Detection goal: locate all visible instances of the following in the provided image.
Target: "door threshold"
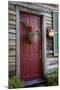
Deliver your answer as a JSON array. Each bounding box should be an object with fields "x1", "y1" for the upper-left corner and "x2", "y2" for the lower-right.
[{"x1": 24, "y1": 79, "x2": 44, "y2": 87}]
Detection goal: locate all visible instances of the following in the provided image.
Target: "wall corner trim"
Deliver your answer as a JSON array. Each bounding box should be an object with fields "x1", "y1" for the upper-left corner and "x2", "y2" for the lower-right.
[{"x1": 16, "y1": 6, "x2": 20, "y2": 79}]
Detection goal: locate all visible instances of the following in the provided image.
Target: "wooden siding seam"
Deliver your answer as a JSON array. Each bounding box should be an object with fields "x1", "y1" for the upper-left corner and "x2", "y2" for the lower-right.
[
  {"x1": 8, "y1": 10, "x2": 16, "y2": 15},
  {"x1": 9, "y1": 32, "x2": 16, "y2": 34},
  {"x1": 9, "y1": 13, "x2": 16, "y2": 16},
  {"x1": 8, "y1": 33, "x2": 16, "y2": 40},
  {"x1": 9, "y1": 20, "x2": 16, "y2": 25},
  {"x1": 8, "y1": 16, "x2": 16, "y2": 23},
  {"x1": 9, "y1": 55, "x2": 16, "y2": 57},
  {"x1": 8, "y1": 9, "x2": 16, "y2": 12},
  {"x1": 9, "y1": 18, "x2": 16, "y2": 21},
  {"x1": 8, "y1": 13, "x2": 16, "y2": 17},
  {"x1": 8, "y1": 3, "x2": 16, "y2": 10},
  {"x1": 9, "y1": 62, "x2": 15, "y2": 64},
  {"x1": 9, "y1": 25, "x2": 16, "y2": 29},
  {"x1": 9, "y1": 29, "x2": 16, "y2": 32}
]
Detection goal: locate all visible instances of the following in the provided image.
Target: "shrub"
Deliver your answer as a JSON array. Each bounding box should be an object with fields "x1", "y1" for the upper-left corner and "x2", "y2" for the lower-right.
[
  {"x1": 8, "y1": 76, "x2": 24, "y2": 89},
  {"x1": 46, "y1": 69, "x2": 58, "y2": 86}
]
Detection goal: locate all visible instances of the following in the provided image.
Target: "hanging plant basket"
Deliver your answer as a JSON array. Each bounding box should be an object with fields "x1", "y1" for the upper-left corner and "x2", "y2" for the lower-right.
[
  {"x1": 26, "y1": 31, "x2": 38, "y2": 44},
  {"x1": 26, "y1": 31, "x2": 35, "y2": 43},
  {"x1": 26, "y1": 26, "x2": 38, "y2": 44}
]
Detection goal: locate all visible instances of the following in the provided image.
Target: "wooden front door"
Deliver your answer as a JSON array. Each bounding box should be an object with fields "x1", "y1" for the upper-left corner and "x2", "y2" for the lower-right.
[{"x1": 20, "y1": 12, "x2": 42, "y2": 81}]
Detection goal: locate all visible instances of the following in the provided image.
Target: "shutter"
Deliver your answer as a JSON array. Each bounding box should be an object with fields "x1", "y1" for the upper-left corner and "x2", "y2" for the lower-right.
[{"x1": 53, "y1": 11, "x2": 58, "y2": 56}]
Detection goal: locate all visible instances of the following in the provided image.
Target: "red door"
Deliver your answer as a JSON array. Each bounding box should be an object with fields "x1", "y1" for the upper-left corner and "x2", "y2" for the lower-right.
[{"x1": 20, "y1": 12, "x2": 42, "y2": 81}]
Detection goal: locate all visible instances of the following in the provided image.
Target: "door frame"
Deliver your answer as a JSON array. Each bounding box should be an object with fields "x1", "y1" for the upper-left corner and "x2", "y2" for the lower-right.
[{"x1": 16, "y1": 6, "x2": 47, "y2": 79}]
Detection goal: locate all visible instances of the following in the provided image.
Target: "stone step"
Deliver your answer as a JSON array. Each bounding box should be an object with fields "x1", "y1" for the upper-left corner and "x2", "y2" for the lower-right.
[{"x1": 24, "y1": 79, "x2": 45, "y2": 87}]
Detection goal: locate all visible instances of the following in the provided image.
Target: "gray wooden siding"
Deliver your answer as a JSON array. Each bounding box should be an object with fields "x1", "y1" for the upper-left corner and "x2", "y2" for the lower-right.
[
  {"x1": 8, "y1": 4, "x2": 16, "y2": 75},
  {"x1": 45, "y1": 13, "x2": 58, "y2": 72},
  {"x1": 9, "y1": 2, "x2": 58, "y2": 12},
  {"x1": 46, "y1": 13, "x2": 53, "y2": 55}
]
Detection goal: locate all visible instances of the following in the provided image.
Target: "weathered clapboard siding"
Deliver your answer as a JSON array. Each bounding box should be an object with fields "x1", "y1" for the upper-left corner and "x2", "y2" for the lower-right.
[
  {"x1": 9, "y1": 29, "x2": 16, "y2": 34},
  {"x1": 8, "y1": 3, "x2": 16, "y2": 10},
  {"x1": 45, "y1": 14, "x2": 52, "y2": 17},
  {"x1": 9, "y1": 39, "x2": 16, "y2": 45},
  {"x1": 9, "y1": 20, "x2": 16, "y2": 25},
  {"x1": 9, "y1": 57, "x2": 16, "y2": 62},
  {"x1": 45, "y1": 14, "x2": 52, "y2": 27},
  {"x1": 9, "y1": 45, "x2": 16, "y2": 50},
  {"x1": 9, "y1": 62, "x2": 16, "y2": 65},
  {"x1": 9, "y1": 50, "x2": 16, "y2": 56},
  {"x1": 9, "y1": 25, "x2": 16, "y2": 29},
  {"x1": 46, "y1": 57, "x2": 58, "y2": 73},
  {"x1": 9, "y1": 14, "x2": 16, "y2": 21},
  {"x1": 9, "y1": 65, "x2": 16, "y2": 71},
  {"x1": 9, "y1": 61, "x2": 15, "y2": 65},
  {"x1": 45, "y1": 12, "x2": 58, "y2": 71},
  {"x1": 9, "y1": 33, "x2": 16, "y2": 39},
  {"x1": 47, "y1": 57, "x2": 58, "y2": 61},
  {"x1": 8, "y1": 10, "x2": 16, "y2": 15},
  {"x1": 47, "y1": 64, "x2": 58, "y2": 69},
  {"x1": 8, "y1": 3, "x2": 16, "y2": 74},
  {"x1": 46, "y1": 57, "x2": 58, "y2": 65}
]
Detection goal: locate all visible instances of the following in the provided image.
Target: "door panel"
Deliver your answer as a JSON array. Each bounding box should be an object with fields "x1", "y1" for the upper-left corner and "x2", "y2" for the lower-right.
[{"x1": 20, "y1": 12, "x2": 42, "y2": 81}]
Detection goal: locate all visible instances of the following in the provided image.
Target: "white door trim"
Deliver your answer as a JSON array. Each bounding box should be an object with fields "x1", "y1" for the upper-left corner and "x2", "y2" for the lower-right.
[{"x1": 42, "y1": 16, "x2": 47, "y2": 75}]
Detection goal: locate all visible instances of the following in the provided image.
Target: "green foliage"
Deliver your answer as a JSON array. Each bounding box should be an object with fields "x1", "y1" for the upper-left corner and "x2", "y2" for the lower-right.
[
  {"x1": 8, "y1": 76, "x2": 24, "y2": 89},
  {"x1": 46, "y1": 69, "x2": 58, "y2": 86}
]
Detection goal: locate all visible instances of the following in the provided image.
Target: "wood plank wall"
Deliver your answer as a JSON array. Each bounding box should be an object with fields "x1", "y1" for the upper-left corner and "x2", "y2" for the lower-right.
[
  {"x1": 45, "y1": 13, "x2": 58, "y2": 72},
  {"x1": 8, "y1": 4, "x2": 16, "y2": 76},
  {"x1": 45, "y1": 13, "x2": 53, "y2": 56}
]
